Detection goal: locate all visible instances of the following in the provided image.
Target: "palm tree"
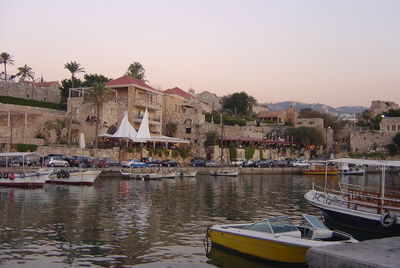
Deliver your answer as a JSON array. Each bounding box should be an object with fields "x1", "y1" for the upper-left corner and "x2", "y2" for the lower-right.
[
  {"x1": 64, "y1": 61, "x2": 85, "y2": 88},
  {"x1": 84, "y1": 82, "x2": 115, "y2": 148},
  {"x1": 16, "y1": 64, "x2": 34, "y2": 82},
  {"x1": 125, "y1": 62, "x2": 146, "y2": 81},
  {"x1": 0, "y1": 52, "x2": 15, "y2": 82}
]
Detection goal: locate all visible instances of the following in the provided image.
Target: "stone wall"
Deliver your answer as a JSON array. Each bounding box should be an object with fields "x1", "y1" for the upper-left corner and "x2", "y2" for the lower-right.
[
  {"x1": 350, "y1": 129, "x2": 395, "y2": 153},
  {"x1": 380, "y1": 117, "x2": 400, "y2": 133}
]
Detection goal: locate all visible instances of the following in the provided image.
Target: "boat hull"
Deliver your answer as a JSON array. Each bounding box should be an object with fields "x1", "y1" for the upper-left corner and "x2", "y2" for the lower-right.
[
  {"x1": 208, "y1": 229, "x2": 308, "y2": 263},
  {"x1": 305, "y1": 190, "x2": 400, "y2": 235},
  {"x1": 0, "y1": 170, "x2": 50, "y2": 188},
  {"x1": 303, "y1": 170, "x2": 338, "y2": 175},
  {"x1": 46, "y1": 170, "x2": 101, "y2": 185}
]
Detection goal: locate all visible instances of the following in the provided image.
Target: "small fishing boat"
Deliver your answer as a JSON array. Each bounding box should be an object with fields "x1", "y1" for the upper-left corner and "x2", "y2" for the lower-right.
[
  {"x1": 0, "y1": 152, "x2": 51, "y2": 187},
  {"x1": 47, "y1": 169, "x2": 101, "y2": 185},
  {"x1": 179, "y1": 170, "x2": 197, "y2": 177},
  {"x1": 120, "y1": 170, "x2": 162, "y2": 180},
  {"x1": 338, "y1": 162, "x2": 364, "y2": 175},
  {"x1": 210, "y1": 169, "x2": 239, "y2": 177},
  {"x1": 206, "y1": 214, "x2": 357, "y2": 263},
  {"x1": 302, "y1": 162, "x2": 339, "y2": 175},
  {"x1": 161, "y1": 170, "x2": 178, "y2": 178}
]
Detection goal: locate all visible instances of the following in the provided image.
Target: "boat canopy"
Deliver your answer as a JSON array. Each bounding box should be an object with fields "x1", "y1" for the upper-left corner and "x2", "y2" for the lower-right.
[
  {"x1": 0, "y1": 152, "x2": 43, "y2": 158},
  {"x1": 328, "y1": 158, "x2": 400, "y2": 167}
]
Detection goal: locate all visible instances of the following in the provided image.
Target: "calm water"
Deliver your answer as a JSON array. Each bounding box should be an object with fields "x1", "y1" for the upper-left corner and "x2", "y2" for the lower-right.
[{"x1": 0, "y1": 172, "x2": 399, "y2": 267}]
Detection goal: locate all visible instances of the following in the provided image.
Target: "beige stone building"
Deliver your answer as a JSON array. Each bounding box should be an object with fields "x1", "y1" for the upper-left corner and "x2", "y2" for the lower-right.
[
  {"x1": 369, "y1": 101, "x2": 399, "y2": 118},
  {"x1": 380, "y1": 117, "x2": 400, "y2": 133},
  {"x1": 0, "y1": 80, "x2": 61, "y2": 103},
  {"x1": 257, "y1": 105, "x2": 298, "y2": 125},
  {"x1": 195, "y1": 91, "x2": 222, "y2": 111},
  {"x1": 295, "y1": 118, "x2": 324, "y2": 129}
]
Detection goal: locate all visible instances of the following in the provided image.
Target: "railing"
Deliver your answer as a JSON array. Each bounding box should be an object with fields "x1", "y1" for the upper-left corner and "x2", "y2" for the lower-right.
[{"x1": 312, "y1": 183, "x2": 400, "y2": 214}]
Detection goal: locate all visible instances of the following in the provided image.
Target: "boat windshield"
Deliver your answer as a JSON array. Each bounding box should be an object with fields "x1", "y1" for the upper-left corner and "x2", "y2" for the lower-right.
[
  {"x1": 244, "y1": 220, "x2": 272, "y2": 233},
  {"x1": 269, "y1": 216, "x2": 298, "y2": 233},
  {"x1": 302, "y1": 214, "x2": 329, "y2": 230}
]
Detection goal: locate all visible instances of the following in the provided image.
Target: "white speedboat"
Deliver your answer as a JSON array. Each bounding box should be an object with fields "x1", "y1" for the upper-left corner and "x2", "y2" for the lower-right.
[
  {"x1": 338, "y1": 162, "x2": 365, "y2": 175},
  {"x1": 0, "y1": 152, "x2": 51, "y2": 187},
  {"x1": 161, "y1": 170, "x2": 177, "y2": 178},
  {"x1": 179, "y1": 170, "x2": 197, "y2": 177},
  {"x1": 47, "y1": 169, "x2": 101, "y2": 185},
  {"x1": 120, "y1": 170, "x2": 162, "y2": 180},
  {"x1": 206, "y1": 214, "x2": 357, "y2": 263},
  {"x1": 305, "y1": 158, "x2": 400, "y2": 235},
  {"x1": 210, "y1": 169, "x2": 239, "y2": 176}
]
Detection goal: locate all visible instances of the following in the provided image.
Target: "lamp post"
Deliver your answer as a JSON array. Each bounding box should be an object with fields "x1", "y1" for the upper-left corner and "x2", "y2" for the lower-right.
[
  {"x1": 220, "y1": 113, "x2": 224, "y2": 165},
  {"x1": 325, "y1": 126, "x2": 331, "y2": 155}
]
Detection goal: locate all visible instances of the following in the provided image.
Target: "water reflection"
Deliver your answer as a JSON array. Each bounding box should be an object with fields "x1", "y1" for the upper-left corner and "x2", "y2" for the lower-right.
[{"x1": 0, "y1": 173, "x2": 398, "y2": 267}]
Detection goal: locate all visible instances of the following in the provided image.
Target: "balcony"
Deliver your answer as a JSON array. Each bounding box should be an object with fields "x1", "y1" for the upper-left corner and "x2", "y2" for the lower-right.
[
  {"x1": 132, "y1": 117, "x2": 161, "y2": 125},
  {"x1": 133, "y1": 98, "x2": 161, "y2": 110}
]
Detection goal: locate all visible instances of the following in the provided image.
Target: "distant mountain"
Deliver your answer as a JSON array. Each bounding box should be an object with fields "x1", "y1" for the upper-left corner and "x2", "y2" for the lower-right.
[{"x1": 265, "y1": 101, "x2": 368, "y2": 116}]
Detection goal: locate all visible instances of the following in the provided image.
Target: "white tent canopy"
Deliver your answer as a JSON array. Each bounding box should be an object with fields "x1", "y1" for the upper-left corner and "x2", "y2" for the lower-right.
[
  {"x1": 110, "y1": 111, "x2": 137, "y2": 139},
  {"x1": 98, "y1": 109, "x2": 189, "y2": 144}
]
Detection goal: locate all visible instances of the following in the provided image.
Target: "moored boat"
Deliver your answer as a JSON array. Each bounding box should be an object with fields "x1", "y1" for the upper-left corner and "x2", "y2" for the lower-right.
[
  {"x1": 210, "y1": 169, "x2": 239, "y2": 177},
  {"x1": 120, "y1": 170, "x2": 162, "y2": 180},
  {"x1": 302, "y1": 162, "x2": 339, "y2": 175},
  {"x1": 0, "y1": 152, "x2": 51, "y2": 188},
  {"x1": 206, "y1": 214, "x2": 357, "y2": 263},
  {"x1": 305, "y1": 158, "x2": 400, "y2": 235},
  {"x1": 179, "y1": 170, "x2": 197, "y2": 177},
  {"x1": 338, "y1": 162, "x2": 365, "y2": 175},
  {"x1": 47, "y1": 168, "x2": 101, "y2": 185},
  {"x1": 161, "y1": 170, "x2": 178, "y2": 178}
]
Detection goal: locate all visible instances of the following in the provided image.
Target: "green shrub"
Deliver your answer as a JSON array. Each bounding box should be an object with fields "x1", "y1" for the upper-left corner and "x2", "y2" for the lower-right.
[
  {"x1": 14, "y1": 144, "x2": 38, "y2": 152},
  {"x1": 259, "y1": 148, "x2": 264, "y2": 159},
  {"x1": 245, "y1": 147, "x2": 255, "y2": 160},
  {"x1": 0, "y1": 96, "x2": 65, "y2": 110}
]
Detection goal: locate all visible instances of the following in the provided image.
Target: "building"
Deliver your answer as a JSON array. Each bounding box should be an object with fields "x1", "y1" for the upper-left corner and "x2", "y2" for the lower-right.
[
  {"x1": 369, "y1": 101, "x2": 399, "y2": 118},
  {"x1": 380, "y1": 117, "x2": 400, "y2": 133},
  {"x1": 257, "y1": 105, "x2": 298, "y2": 125},
  {"x1": 295, "y1": 118, "x2": 324, "y2": 129},
  {"x1": 195, "y1": 91, "x2": 222, "y2": 111},
  {"x1": 0, "y1": 80, "x2": 61, "y2": 103}
]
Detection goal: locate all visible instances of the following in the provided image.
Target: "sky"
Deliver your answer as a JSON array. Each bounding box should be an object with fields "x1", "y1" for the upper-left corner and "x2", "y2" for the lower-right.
[{"x1": 2, "y1": 0, "x2": 400, "y2": 107}]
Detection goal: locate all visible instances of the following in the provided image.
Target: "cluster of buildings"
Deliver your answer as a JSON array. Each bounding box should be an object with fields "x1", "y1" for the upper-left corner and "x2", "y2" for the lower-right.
[{"x1": 0, "y1": 76, "x2": 399, "y2": 160}]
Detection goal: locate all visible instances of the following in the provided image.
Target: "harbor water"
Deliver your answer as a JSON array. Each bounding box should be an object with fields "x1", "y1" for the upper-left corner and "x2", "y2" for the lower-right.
[{"x1": 0, "y1": 172, "x2": 399, "y2": 267}]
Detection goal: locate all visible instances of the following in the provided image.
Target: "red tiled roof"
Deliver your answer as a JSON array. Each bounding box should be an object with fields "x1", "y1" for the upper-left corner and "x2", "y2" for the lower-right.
[
  {"x1": 34, "y1": 81, "x2": 58, "y2": 87},
  {"x1": 163, "y1": 87, "x2": 197, "y2": 99},
  {"x1": 106, "y1": 75, "x2": 157, "y2": 91}
]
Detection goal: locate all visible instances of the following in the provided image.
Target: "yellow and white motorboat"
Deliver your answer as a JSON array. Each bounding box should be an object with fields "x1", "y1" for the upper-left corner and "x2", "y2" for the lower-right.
[{"x1": 206, "y1": 214, "x2": 357, "y2": 263}]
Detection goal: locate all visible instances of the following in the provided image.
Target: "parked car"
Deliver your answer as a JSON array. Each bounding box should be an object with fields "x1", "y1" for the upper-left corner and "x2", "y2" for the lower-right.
[
  {"x1": 204, "y1": 160, "x2": 222, "y2": 167},
  {"x1": 256, "y1": 159, "x2": 274, "y2": 167},
  {"x1": 272, "y1": 159, "x2": 290, "y2": 167},
  {"x1": 188, "y1": 159, "x2": 205, "y2": 167},
  {"x1": 231, "y1": 158, "x2": 246, "y2": 167},
  {"x1": 45, "y1": 156, "x2": 69, "y2": 167},
  {"x1": 244, "y1": 160, "x2": 258, "y2": 167},
  {"x1": 70, "y1": 155, "x2": 96, "y2": 167},
  {"x1": 161, "y1": 159, "x2": 180, "y2": 167},
  {"x1": 292, "y1": 159, "x2": 311, "y2": 167},
  {"x1": 94, "y1": 159, "x2": 110, "y2": 168},
  {"x1": 100, "y1": 157, "x2": 120, "y2": 167},
  {"x1": 45, "y1": 154, "x2": 71, "y2": 165},
  {"x1": 141, "y1": 157, "x2": 162, "y2": 167},
  {"x1": 121, "y1": 159, "x2": 148, "y2": 168}
]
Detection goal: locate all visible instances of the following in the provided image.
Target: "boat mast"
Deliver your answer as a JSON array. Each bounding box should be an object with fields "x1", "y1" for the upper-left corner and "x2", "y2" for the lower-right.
[{"x1": 381, "y1": 164, "x2": 386, "y2": 213}]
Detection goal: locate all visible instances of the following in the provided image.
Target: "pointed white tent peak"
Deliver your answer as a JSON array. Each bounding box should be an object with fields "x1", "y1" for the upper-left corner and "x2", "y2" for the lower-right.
[
  {"x1": 136, "y1": 108, "x2": 151, "y2": 140},
  {"x1": 111, "y1": 111, "x2": 137, "y2": 139}
]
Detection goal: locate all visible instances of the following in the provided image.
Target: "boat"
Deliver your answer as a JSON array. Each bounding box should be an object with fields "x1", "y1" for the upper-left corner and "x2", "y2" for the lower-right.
[
  {"x1": 120, "y1": 170, "x2": 162, "y2": 180},
  {"x1": 302, "y1": 162, "x2": 339, "y2": 175},
  {"x1": 47, "y1": 168, "x2": 101, "y2": 185},
  {"x1": 179, "y1": 170, "x2": 197, "y2": 177},
  {"x1": 210, "y1": 169, "x2": 239, "y2": 176},
  {"x1": 206, "y1": 214, "x2": 357, "y2": 263},
  {"x1": 161, "y1": 169, "x2": 178, "y2": 178},
  {"x1": 304, "y1": 158, "x2": 400, "y2": 235},
  {"x1": 0, "y1": 152, "x2": 51, "y2": 187},
  {"x1": 338, "y1": 162, "x2": 365, "y2": 175}
]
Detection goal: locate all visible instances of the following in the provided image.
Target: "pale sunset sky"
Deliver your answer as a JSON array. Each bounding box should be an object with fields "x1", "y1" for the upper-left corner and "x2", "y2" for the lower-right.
[{"x1": 2, "y1": 0, "x2": 399, "y2": 107}]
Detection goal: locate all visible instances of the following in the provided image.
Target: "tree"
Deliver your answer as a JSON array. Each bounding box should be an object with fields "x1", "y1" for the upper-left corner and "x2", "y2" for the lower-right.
[
  {"x1": 221, "y1": 91, "x2": 257, "y2": 117},
  {"x1": 64, "y1": 61, "x2": 85, "y2": 88},
  {"x1": 84, "y1": 82, "x2": 115, "y2": 148},
  {"x1": 126, "y1": 62, "x2": 146, "y2": 81},
  {"x1": 59, "y1": 78, "x2": 83, "y2": 105},
  {"x1": 82, "y1": 74, "x2": 111, "y2": 87},
  {"x1": 16, "y1": 64, "x2": 34, "y2": 82},
  {"x1": 0, "y1": 52, "x2": 14, "y2": 82},
  {"x1": 288, "y1": 127, "x2": 324, "y2": 147},
  {"x1": 204, "y1": 131, "x2": 219, "y2": 147}
]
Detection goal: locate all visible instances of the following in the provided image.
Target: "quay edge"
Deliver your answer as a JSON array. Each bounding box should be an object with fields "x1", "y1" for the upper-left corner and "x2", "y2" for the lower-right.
[{"x1": 307, "y1": 236, "x2": 400, "y2": 268}]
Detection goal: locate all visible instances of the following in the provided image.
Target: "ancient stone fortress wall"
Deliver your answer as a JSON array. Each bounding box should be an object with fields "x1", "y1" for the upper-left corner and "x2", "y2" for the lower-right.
[
  {"x1": 380, "y1": 117, "x2": 400, "y2": 133},
  {"x1": 350, "y1": 129, "x2": 395, "y2": 153}
]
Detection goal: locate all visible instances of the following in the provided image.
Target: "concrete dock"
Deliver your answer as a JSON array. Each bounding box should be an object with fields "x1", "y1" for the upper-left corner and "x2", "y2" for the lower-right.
[{"x1": 307, "y1": 236, "x2": 400, "y2": 268}]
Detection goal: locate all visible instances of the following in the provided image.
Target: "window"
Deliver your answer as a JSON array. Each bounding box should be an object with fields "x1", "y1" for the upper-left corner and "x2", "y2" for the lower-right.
[
  {"x1": 392, "y1": 125, "x2": 396, "y2": 131},
  {"x1": 44, "y1": 96, "x2": 47, "y2": 101},
  {"x1": 194, "y1": 139, "x2": 198, "y2": 144},
  {"x1": 75, "y1": 108, "x2": 79, "y2": 114},
  {"x1": 26, "y1": 93, "x2": 30, "y2": 99},
  {"x1": 186, "y1": 128, "x2": 191, "y2": 134},
  {"x1": 388, "y1": 126, "x2": 390, "y2": 131}
]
